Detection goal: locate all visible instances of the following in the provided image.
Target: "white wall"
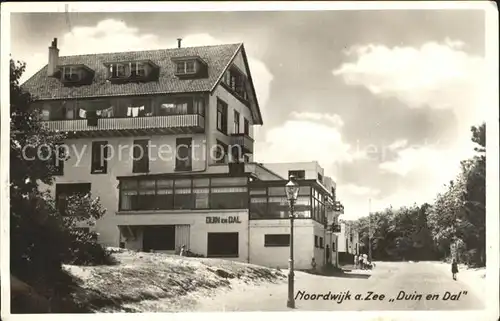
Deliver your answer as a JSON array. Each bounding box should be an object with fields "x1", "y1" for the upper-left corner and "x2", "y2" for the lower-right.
[
  {"x1": 117, "y1": 209, "x2": 249, "y2": 262},
  {"x1": 249, "y1": 219, "x2": 315, "y2": 270},
  {"x1": 262, "y1": 162, "x2": 321, "y2": 180},
  {"x1": 313, "y1": 221, "x2": 326, "y2": 267}
]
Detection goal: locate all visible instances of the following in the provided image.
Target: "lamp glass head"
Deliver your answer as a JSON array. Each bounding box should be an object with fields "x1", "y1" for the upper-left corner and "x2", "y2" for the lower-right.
[{"x1": 285, "y1": 175, "x2": 300, "y2": 201}]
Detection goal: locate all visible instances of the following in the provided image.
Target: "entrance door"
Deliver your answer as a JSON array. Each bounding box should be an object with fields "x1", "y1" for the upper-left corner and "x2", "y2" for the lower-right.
[{"x1": 142, "y1": 225, "x2": 175, "y2": 252}]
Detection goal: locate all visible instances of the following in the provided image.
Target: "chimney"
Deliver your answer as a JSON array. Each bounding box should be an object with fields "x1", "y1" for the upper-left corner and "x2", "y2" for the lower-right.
[
  {"x1": 177, "y1": 38, "x2": 182, "y2": 48},
  {"x1": 47, "y1": 38, "x2": 59, "y2": 77}
]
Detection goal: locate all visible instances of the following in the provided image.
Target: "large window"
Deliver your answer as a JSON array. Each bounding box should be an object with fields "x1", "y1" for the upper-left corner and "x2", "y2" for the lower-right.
[
  {"x1": 132, "y1": 139, "x2": 149, "y2": 173},
  {"x1": 216, "y1": 98, "x2": 228, "y2": 134},
  {"x1": 158, "y1": 97, "x2": 205, "y2": 116},
  {"x1": 119, "y1": 176, "x2": 248, "y2": 211},
  {"x1": 207, "y1": 232, "x2": 239, "y2": 258},
  {"x1": 91, "y1": 141, "x2": 108, "y2": 174},
  {"x1": 264, "y1": 234, "x2": 290, "y2": 247},
  {"x1": 175, "y1": 138, "x2": 192, "y2": 171},
  {"x1": 143, "y1": 226, "x2": 175, "y2": 252},
  {"x1": 249, "y1": 185, "x2": 311, "y2": 219}
]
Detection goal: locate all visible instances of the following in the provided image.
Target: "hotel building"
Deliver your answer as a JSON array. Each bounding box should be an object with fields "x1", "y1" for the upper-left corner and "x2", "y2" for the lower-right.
[{"x1": 23, "y1": 38, "x2": 344, "y2": 270}]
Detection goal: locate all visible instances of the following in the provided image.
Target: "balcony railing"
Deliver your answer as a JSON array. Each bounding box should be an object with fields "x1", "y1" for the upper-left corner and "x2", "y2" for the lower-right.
[
  {"x1": 230, "y1": 133, "x2": 254, "y2": 154},
  {"x1": 41, "y1": 114, "x2": 205, "y2": 138}
]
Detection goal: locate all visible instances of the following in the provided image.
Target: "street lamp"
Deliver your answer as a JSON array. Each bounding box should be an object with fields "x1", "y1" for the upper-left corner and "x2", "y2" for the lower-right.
[{"x1": 285, "y1": 175, "x2": 300, "y2": 309}]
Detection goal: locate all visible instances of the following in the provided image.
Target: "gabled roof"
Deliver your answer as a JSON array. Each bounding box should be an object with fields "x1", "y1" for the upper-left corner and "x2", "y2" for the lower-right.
[
  {"x1": 22, "y1": 43, "x2": 241, "y2": 99},
  {"x1": 22, "y1": 42, "x2": 264, "y2": 125}
]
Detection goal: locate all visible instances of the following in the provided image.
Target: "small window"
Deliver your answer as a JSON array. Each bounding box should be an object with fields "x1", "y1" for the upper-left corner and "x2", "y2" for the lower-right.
[
  {"x1": 314, "y1": 235, "x2": 319, "y2": 248},
  {"x1": 243, "y1": 118, "x2": 250, "y2": 136},
  {"x1": 243, "y1": 155, "x2": 250, "y2": 163},
  {"x1": 318, "y1": 173, "x2": 323, "y2": 183},
  {"x1": 132, "y1": 139, "x2": 149, "y2": 173},
  {"x1": 233, "y1": 110, "x2": 240, "y2": 134},
  {"x1": 264, "y1": 234, "x2": 290, "y2": 247},
  {"x1": 319, "y1": 237, "x2": 324, "y2": 249},
  {"x1": 216, "y1": 98, "x2": 228, "y2": 134},
  {"x1": 288, "y1": 170, "x2": 305, "y2": 179},
  {"x1": 91, "y1": 141, "x2": 108, "y2": 174}
]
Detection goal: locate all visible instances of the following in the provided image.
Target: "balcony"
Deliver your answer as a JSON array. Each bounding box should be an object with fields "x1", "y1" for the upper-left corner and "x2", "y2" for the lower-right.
[
  {"x1": 230, "y1": 133, "x2": 254, "y2": 154},
  {"x1": 41, "y1": 114, "x2": 205, "y2": 138}
]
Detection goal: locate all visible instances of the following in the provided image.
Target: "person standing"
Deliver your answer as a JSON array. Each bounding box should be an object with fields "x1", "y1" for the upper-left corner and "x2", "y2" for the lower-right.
[
  {"x1": 451, "y1": 259, "x2": 459, "y2": 280},
  {"x1": 354, "y1": 254, "x2": 358, "y2": 269}
]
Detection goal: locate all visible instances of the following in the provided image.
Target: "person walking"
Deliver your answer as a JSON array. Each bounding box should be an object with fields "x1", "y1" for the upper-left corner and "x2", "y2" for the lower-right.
[{"x1": 451, "y1": 259, "x2": 459, "y2": 280}]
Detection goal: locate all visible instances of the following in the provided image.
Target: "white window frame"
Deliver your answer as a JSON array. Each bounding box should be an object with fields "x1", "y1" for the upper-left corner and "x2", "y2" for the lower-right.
[
  {"x1": 62, "y1": 67, "x2": 81, "y2": 82},
  {"x1": 176, "y1": 60, "x2": 197, "y2": 74}
]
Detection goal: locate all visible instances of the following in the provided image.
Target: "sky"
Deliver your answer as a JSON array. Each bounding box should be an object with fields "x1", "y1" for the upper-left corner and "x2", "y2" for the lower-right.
[{"x1": 10, "y1": 8, "x2": 489, "y2": 220}]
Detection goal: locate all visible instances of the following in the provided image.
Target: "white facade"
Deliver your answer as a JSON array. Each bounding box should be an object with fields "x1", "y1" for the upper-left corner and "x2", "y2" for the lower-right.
[
  {"x1": 336, "y1": 221, "x2": 360, "y2": 254},
  {"x1": 30, "y1": 40, "x2": 345, "y2": 271}
]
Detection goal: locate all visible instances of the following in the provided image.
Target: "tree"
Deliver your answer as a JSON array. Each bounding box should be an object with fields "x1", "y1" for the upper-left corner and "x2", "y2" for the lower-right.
[{"x1": 10, "y1": 59, "x2": 114, "y2": 313}]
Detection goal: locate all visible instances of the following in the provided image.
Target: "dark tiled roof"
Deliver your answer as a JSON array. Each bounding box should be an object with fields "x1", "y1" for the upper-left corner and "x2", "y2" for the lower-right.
[{"x1": 21, "y1": 43, "x2": 242, "y2": 100}]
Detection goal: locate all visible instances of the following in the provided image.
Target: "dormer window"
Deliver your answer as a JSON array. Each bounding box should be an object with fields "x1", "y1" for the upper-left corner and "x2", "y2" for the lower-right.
[
  {"x1": 172, "y1": 56, "x2": 208, "y2": 78},
  {"x1": 62, "y1": 66, "x2": 82, "y2": 82},
  {"x1": 59, "y1": 64, "x2": 94, "y2": 86},
  {"x1": 106, "y1": 60, "x2": 158, "y2": 83},
  {"x1": 176, "y1": 60, "x2": 197, "y2": 75}
]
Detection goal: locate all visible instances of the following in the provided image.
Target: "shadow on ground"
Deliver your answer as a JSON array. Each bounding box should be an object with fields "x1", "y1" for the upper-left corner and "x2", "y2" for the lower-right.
[{"x1": 298, "y1": 266, "x2": 372, "y2": 279}]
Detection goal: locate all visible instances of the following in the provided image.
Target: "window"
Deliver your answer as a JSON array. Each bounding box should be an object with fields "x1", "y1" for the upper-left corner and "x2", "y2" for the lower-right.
[
  {"x1": 143, "y1": 226, "x2": 175, "y2": 252},
  {"x1": 264, "y1": 234, "x2": 290, "y2": 247},
  {"x1": 233, "y1": 110, "x2": 240, "y2": 134},
  {"x1": 138, "y1": 180, "x2": 156, "y2": 210},
  {"x1": 243, "y1": 155, "x2": 250, "y2": 163},
  {"x1": 62, "y1": 66, "x2": 81, "y2": 82},
  {"x1": 175, "y1": 138, "x2": 192, "y2": 171},
  {"x1": 110, "y1": 62, "x2": 146, "y2": 78},
  {"x1": 52, "y1": 144, "x2": 66, "y2": 176},
  {"x1": 243, "y1": 118, "x2": 250, "y2": 136},
  {"x1": 224, "y1": 68, "x2": 248, "y2": 100},
  {"x1": 130, "y1": 62, "x2": 146, "y2": 77},
  {"x1": 118, "y1": 176, "x2": 248, "y2": 211},
  {"x1": 216, "y1": 98, "x2": 228, "y2": 134},
  {"x1": 319, "y1": 237, "x2": 324, "y2": 249},
  {"x1": 173, "y1": 179, "x2": 192, "y2": 209},
  {"x1": 314, "y1": 235, "x2": 319, "y2": 248},
  {"x1": 55, "y1": 183, "x2": 91, "y2": 216},
  {"x1": 91, "y1": 141, "x2": 108, "y2": 174},
  {"x1": 318, "y1": 173, "x2": 323, "y2": 183},
  {"x1": 207, "y1": 233, "x2": 239, "y2": 258},
  {"x1": 331, "y1": 187, "x2": 336, "y2": 202},
  {"x1": 158, "y1": 97, "x2": 204, "y2": 116},
  {"x1": 156, "y1": 179, "x2": 173, "y2": 210},
  {"x1": 193, "y1": 178, "x2": 209, "y2": 209},
  {"x1": 288, "y1": 170, "x2": 305, "y2": 179},
  {"x1": 332, "y1": 241, "x2": 336, "y2": 252},
  {"x1": 210, "y1": 177, "x2": 248, "y2": 209},
  {"x1": 132, "y1": 140, "x2": 149, "y2": 173},
  {"x1": 214, "y1": 140, "x2": 228, "y2": 164},
  {"x1": 176, "y1": 60, "x2": 197, "y2": 74}
]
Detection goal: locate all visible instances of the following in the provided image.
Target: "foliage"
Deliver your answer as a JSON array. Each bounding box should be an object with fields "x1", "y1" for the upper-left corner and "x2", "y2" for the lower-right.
[
  {"x1": 10, "y1": 59, "x2": 115, "y2": 313},
  {"x1": 354, "y1": 123, "x2": 485, "y2": 266}
]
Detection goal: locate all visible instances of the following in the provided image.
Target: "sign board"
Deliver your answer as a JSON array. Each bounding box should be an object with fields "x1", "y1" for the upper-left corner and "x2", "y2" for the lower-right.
[{"x1": 206, "y1": 216, "x2": 242, "y2": 224}]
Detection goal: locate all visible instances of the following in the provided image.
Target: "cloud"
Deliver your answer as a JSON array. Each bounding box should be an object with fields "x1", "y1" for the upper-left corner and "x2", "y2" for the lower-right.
[
  {"x1": 290, "y1": 111, "x2": 344, "y2": 127},
  {"x1": 255, "y1": 116, "x2": 366, "y2": 180},
  {"x1": 387, "y1": 139, "x2": 408, "y2": 151},
  {"x1": 332, "y1": 39, "x2": 486, "y2": 219},
  {"x1": 20, "y1": 19, "x2": 273, "y2": 112},
  {"x1": 332, "y1": 39, "x2": 488, "y2": 138}
]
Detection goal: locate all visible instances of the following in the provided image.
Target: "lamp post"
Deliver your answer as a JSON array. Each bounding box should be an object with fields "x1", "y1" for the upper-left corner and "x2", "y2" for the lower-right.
[{"x1": 285, "y1": 175, "x2": 299, "y2": 309}]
